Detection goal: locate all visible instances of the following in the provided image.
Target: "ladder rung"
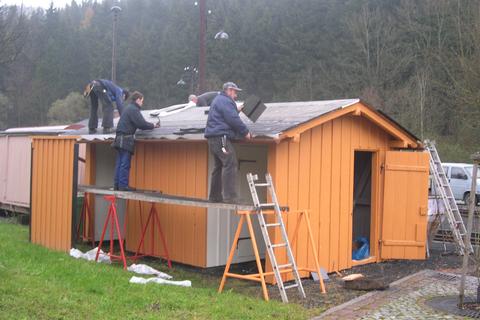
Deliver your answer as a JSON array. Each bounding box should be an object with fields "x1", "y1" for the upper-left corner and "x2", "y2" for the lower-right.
[
  {"x1": 270, "y1": 243, "x2": 287, "y2": 248},
  {"x1": 255, "y1": 183, "x2": 270, "y2": 187},
  {"x1": 265, "y1": 223, "x2": 281, "y2": 227},
  {"x1": 259, "y1": 203, "x2": 275, "y2": 207},
  {"x1": 284, "y1": 283, "x2": 299, "y2": 290},
  {"x1": 276, "y1": 263, "x2": 292, "y2": 269}
]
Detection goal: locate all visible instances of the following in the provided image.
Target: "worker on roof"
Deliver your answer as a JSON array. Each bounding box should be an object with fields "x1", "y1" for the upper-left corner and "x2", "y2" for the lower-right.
[
  {"x1": 112, "y1": 91, "x2": 159, "y2": 191},
  {"x1": 189, "y1": 91, "x2": 220, "y2": 107},
  {"x1": 83, "y1": 79, "x2": 129, "y2": 134},
  {"x1": 204, "y1": 82, "x2": 252, "y2": 203}
]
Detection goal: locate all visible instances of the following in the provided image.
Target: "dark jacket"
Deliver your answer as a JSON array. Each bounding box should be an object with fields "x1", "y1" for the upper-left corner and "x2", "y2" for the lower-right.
[
  {"x1": 116, "y1": 102, "x2": 154, "y2": 135},
  {"x1": 113, "y1": 102, "x2": 154, "y2": 154},
  {"x1": 196, "y1": 91, "x2": 219, "y2": 107},
  {"x1": 204, "y1": 92, "x2": 249, "y2": 139},
  {"x1": 99, "y1": 79, "x2": 125, "y2": 114}
]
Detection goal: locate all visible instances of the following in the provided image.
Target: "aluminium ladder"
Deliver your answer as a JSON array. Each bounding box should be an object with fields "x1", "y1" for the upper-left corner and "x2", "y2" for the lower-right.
[
  {"x1": 424, "y1": 140, "x2": 473, "y2": 255},
  {"x1": 246, "y1": 173, "x2": 306, "y2": 303}
]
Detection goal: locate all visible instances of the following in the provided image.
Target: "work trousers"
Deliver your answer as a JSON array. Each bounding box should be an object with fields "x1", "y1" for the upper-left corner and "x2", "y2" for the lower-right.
[
  {"x1": 114, "y1": 149, "x2": 132, "y2": 188},
  {"x1": 207, "y1": 136, "x2": 238, "y2": 201},
  {"x1": 89, "y1": 85, "x2": 114, "y2": 130}
]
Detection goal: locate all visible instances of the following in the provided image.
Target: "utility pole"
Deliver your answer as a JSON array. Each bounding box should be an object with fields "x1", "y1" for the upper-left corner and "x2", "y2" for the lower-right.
[
  {"x1": 111, "y1": 5, "x2": 122, "y2": 83},
  {"x1": 198, "y1": 0, "x2": 207, "y2": 93},
  {"x1": 459, "y1": 152, "x2": 480, "y2": 306}
]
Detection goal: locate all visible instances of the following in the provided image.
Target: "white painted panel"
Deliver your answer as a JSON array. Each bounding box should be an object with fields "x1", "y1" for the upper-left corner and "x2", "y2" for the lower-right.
[
  {"x1": 206, "y1": 143, "x2": 268, "y2": 267},
  {"x1": 93, "y1": 144, "x2": 126, "y2": 241}
]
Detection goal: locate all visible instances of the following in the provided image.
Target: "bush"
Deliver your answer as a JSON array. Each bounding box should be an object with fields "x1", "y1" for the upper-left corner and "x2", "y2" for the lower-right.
[{"x1": 47, "y1": 92, "x2": 88, "y2": 124}]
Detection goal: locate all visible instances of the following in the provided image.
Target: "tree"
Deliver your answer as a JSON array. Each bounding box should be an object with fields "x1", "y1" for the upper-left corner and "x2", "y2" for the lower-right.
[
  {"x1": 47, "y1": 92, "x2": 88, "y2": 124},
  {"x1": 0, "y1": 92, "x2": 11, "y2": 129},
  {"x1": 0, "y1": 4, "x2": 27, "y2": 68}
]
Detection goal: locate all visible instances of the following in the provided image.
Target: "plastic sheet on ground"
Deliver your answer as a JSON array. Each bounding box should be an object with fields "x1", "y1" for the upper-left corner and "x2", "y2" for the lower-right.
[
  {"x1": 69, "y1": 247, "x2": 111, "y2": 264},
  {"x1": 129, "y1": 276, "x2": 191, "y2": 287},
  {"x1": 127, "y1": 263, "x2": 172, "y2": 279}
]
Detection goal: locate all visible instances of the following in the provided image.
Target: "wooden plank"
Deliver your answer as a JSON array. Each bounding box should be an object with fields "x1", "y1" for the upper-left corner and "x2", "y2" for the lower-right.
[
  {"x1": 385, "y1": 164, "x2": 428, "y2": 172},
  {"x1": 297, "y1": 130, "x2": 311, "y2": 277},
  {"x1": 330, "y1": 119, "x2": 342, "y2": 271},
  {"x1": 339, "y1": 117, "x2": 351, "y2": 270},
  {"x1": 184, "y1": 144, "x2": 195, "y2": 265},
  {"x1": 286, "y1": 137, "x2": 300, "y2": 281},
  {"x1": 78, "y1": 185, "x2": 256, "y2": 210},
  {"x1": 309, "y1": 126, "x2": 322, "y2": 271},
  {"x1": 382, "y1": 240, "x2": 424, "y2": 247},
  {"x1": 194, "y1": 142, "x2": 208, "y2": 267},
  {"x1": 319, "y1": 121, "x2": 332, "y2": 270}
]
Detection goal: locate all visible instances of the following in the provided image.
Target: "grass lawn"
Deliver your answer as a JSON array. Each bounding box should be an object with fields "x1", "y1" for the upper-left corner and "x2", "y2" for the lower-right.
[{"x1": 0, "y1": 220, "x2": 315, "y2": 319}]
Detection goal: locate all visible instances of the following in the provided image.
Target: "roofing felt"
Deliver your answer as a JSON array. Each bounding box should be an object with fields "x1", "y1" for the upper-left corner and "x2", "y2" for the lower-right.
[{"x1": 70, "y1": 99, "x2": 361, "y2": 142}]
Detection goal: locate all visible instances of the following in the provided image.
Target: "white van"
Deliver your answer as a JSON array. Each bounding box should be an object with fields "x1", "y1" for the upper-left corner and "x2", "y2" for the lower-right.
[{"x1": 442, "y1": 163, "x2": 480, "y2": 204}]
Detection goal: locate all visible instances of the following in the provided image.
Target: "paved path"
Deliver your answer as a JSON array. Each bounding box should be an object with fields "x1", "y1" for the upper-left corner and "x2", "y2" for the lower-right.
[{"x1": 315, "y1": 270, "x2": 477, "y2": 319}]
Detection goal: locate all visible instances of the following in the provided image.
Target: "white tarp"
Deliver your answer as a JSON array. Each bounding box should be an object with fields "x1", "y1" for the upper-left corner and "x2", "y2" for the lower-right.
[
  {"x1": 129, "y1": 276, "x2": 191, "y2": 287},
  {"x1": 428, "y1": 198, "x2": 446, "y2": 222},
  {"x1": 127, "y1": 264, "x2": 172, "y2": 280},
  {"x1": 69, "y1": 247, "x2": 111, "y2": 264}
]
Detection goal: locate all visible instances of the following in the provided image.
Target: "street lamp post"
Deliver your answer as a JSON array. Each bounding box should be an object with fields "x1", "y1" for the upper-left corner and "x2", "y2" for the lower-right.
[
  {"x1": 198, "y1": 0, "x2": 207, "y2": 93},
  {"x1": 111, "y1": 5, "x2": 122, "y2": 82}
]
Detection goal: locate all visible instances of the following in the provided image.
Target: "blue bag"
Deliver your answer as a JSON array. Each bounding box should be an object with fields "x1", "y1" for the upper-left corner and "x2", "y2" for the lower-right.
[{"x1": 352, "y1": 237, "x2": 370, "y2": 260}]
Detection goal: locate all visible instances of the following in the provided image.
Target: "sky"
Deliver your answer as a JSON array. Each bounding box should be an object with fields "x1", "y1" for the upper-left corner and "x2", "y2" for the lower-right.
[{"x1": 2, "y1": 0, "x2": 71, "y2": 8}]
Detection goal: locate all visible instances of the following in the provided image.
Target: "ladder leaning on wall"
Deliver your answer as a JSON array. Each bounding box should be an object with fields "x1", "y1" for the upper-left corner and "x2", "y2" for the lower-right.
[
  {"x1": 246, "y1": 173, "x2": 305, "y2": 303},
  {"x1": 424, "y1": 140, "x2": 474, "y2": 255}
]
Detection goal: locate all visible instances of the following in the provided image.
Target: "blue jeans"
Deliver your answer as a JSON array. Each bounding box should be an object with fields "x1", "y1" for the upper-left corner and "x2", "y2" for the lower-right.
[{"x1": 114, "y1": 149, "x2": 132, "y2": 188}]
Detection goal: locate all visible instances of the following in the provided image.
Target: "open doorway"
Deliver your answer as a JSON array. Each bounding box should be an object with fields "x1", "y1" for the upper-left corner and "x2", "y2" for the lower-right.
[{"x1": 352, "y1": 151, "x2": 373, "y2": 261}]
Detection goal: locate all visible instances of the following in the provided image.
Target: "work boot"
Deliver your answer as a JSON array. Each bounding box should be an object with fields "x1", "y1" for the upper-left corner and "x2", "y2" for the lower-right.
[
  {"x1": 88, "y1": 128, "x2": 97, "y2": 134},
  {"x1": 119, "y1": 186, "x2": 136, "y2": 191},
  {"x1": 103, "y1": 127, "x2": 115, "y2": 134},
  {"x1": 222, "y1": 198, "x2": 238, "y2": 204}
]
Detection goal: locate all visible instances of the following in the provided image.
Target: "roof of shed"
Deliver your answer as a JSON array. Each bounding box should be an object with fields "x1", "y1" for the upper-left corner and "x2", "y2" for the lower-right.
[{"x1": 64, "y1": 98, "x2": 420, "y2": 146}]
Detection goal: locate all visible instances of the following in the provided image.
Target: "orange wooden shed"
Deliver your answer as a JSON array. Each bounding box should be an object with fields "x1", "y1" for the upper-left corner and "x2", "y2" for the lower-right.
[{"x1": 30, "y1": 99, "x2": 429, "y2": 277}]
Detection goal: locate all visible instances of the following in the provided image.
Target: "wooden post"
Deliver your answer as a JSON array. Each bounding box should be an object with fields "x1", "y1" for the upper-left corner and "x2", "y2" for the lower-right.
[
  {"x1": 218, "y1": 215, "x2": 245, "y2": 294},
  {"x1": 459, "y1": 152, "x2": 480, "y2": 306}
]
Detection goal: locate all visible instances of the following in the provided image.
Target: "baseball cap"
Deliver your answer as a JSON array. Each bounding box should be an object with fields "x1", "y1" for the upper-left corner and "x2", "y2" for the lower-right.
[{"x1": 223, "y1": 82, "x2": 242, "y2": 91}]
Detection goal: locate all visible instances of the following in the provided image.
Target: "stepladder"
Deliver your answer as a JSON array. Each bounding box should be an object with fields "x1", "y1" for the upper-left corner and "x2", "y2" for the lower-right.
[
  {"x1": 425, "y1": 140, "x2": 473, "y2": 255},
  {"x1": 218, "y1": 173, "x2": 326, "y2": 303}
]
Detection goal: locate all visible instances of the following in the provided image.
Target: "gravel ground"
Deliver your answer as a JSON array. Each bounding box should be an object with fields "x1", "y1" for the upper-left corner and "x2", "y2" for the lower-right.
[{"x1": 206, "y1": 248, "x2": 466, "y2": 309}]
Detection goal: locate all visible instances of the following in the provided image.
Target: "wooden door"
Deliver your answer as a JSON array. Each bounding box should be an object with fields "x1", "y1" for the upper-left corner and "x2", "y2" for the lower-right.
[{"x1": 380, "y1": 151, "x2": 429, "y2": 260}]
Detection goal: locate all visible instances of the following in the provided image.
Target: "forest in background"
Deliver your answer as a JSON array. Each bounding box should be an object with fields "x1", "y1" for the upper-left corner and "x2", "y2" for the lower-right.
[{"x1": 0, "y1": 0, "x2": 479, "y2": 161}]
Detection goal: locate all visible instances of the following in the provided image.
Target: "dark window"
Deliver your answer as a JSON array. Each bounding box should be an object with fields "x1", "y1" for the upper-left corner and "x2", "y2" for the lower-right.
[{"x1": 451, "y1": 167, "x2": 468, "y2": 180}]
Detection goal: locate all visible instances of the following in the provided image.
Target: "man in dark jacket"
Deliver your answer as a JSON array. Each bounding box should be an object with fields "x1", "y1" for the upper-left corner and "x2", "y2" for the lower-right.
[
  {"x1": 112, "y1": 91, "x2": 159, "y2": 191},
  {"x1": 84, "y1": 79, "x2": 129, "y2": 134},
  {"x1": 204, "y1": 82, "x2": 252, "y2": 203},
  {"x1": 189, "y1": 91, "x2": 219, "y2": 107}
]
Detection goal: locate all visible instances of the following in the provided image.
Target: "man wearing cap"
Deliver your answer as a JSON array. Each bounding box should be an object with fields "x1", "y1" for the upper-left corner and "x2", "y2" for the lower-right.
[
  {"x1": 204, "y1": 82, "x2": 252, "y2": 203},
  {"x1": 83, "y1": 79, "x2": 129, "y2": 134}
]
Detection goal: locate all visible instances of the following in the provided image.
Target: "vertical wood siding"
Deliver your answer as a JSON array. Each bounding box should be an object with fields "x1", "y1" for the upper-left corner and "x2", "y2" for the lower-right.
[
  {"x1": 380, "y1": 151, "x2": 429, "y2": 260},
  {"x1": 125, "y1": 141, "x2": 208, "y2": 267},
  {"x1": 31, "y1": 138, "x2": 76, "y2": 252},
  {"x1": 269, "y1": 115, "x2": 392, "y2": 275}
]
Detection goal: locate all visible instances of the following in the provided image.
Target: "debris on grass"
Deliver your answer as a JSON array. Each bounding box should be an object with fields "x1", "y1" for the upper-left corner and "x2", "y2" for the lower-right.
[
  {"x1": 129, "y1": 276, "x2": 191, "y2": 287},
  {"x1": 69, "y1": 247, "x2": 111, "y2": 264},
  {"x1": 127, "y1": 263, "x2": 172, "y2": 279}
]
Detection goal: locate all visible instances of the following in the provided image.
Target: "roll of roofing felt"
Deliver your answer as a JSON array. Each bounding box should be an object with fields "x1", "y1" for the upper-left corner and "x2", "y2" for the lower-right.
[{"x1": 242, "y1": 95, "x2": 266, "y2": 122}]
